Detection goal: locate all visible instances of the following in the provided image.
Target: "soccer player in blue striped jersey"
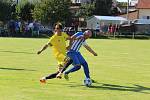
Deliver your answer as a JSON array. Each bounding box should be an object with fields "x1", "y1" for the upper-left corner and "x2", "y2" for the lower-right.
[{"x1": 57, "y1": 30, "x2": 97, "y2": 82}]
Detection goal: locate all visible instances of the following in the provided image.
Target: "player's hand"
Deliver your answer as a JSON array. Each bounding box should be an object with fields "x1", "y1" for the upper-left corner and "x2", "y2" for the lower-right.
[
  {"x1": 37, "y1": 50, "x2": 42, "y2": 55},
  {"x1": 93, "y1": 52, "x2": 98, "y2": 56}
]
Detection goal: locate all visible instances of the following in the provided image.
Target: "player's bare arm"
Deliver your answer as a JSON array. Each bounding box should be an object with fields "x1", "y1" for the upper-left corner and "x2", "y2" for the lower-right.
[
  {"x1": 66, "y1": 36, "x2": 71, "y2": 40},
  {"x1": 66, "y1": 38, "x2": 73, "y2": 50},
  {"x1": 37, "y1": 42, "x2": 52, "y2": 54},
  {"x1": 83, "y1": 44, "x2": 98, "y2": 56}
]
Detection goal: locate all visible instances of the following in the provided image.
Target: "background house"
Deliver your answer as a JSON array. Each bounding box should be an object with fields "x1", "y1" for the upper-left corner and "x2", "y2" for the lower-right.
[
  {"x1": 71, "y1": 0, "x2": 92, "y2": 3},
  {"x1": 119, "y1": 10, "x2": 138, "y2": 21},
  {"x1": 137, "y1": 0, "x2": 150, "y2": 19},
  {"x1": 86, "y1": 15, "x2": 127, "y2": 30}
]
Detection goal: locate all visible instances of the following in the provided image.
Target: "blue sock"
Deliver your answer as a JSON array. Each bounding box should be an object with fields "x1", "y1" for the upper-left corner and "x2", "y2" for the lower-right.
[
  {"x1": 64, "y1": 66, "x2": 81, "y2": 74},
  {"x1": 82, "y1": 62, "x2": 90, "y2": 79}
]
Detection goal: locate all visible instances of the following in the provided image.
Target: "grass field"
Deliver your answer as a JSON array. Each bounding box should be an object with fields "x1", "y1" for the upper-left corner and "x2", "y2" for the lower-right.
[{"x1": 0, "y1": 37, "x2": 150, "y2": 100}]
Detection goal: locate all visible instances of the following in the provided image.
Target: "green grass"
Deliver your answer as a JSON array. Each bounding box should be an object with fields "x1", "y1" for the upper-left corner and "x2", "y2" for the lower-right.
[{"x1": 0, "y1": 37, "x2": 150, "y2": 100}]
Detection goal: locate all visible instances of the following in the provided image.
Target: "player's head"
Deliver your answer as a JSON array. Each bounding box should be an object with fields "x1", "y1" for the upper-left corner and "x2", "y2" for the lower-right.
[
  {"x1": 54, "y1": 22, "x2": 63, "y2": 32},
  {"x1": 83, "y1": 30, "x2": 92, "y2": 39}
]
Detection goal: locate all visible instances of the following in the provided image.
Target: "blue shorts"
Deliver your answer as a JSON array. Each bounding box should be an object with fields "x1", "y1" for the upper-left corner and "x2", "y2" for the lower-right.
[{"x1": 67, "y1": 51, "x2": 86, "y2": 65}]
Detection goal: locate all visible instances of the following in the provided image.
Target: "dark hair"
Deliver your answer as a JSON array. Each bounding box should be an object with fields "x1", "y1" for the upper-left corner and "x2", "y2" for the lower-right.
[{"x1": 54, "y1": 22, "x2": 63, "y2": 29}]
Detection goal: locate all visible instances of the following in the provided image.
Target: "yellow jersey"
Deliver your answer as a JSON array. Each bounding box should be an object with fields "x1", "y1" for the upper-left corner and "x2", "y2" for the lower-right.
[{"x1": 49, "y1": 32, "x2": 69, "y2": 65}]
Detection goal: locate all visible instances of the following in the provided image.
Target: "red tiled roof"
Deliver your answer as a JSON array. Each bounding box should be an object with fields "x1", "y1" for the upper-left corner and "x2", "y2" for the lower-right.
[{"x1": 137, "y1": 0, "x2": 150, "y2": 9}]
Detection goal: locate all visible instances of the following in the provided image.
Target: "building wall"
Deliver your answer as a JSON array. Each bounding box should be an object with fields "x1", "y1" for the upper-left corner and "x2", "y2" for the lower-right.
[
  {"x1": 130, "y1": 0, "x2": 138, "y2": 6},
  {"x1": 119, "y1": 11, "x2": 138, "y2": 20},
  {"x1": 138, "y1": 9, "x2": 150, "y2": 19},
  {"x1": 71, "y1": 0, "x2": 92, "y2": 3},
  {"x1": 87, "y1": 17, "x2": 99, "y2": 29}
]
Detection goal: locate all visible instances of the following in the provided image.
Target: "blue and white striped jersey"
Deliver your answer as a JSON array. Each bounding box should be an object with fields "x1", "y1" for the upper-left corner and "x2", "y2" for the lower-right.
[{"x1": 69, "y1": 32, "x2": 87, "y2": 52}]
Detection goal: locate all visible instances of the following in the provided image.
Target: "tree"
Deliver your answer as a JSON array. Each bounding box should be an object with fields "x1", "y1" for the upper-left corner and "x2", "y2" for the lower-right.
[
  {"x1": 111, "y1": 7, "x2": 121, "y2": 16},
  {"x1": 95, "y1": 0, "x2": 112, "y2": 16},
  {"x1": 111, "y1": 1, "x2": 121, "y2": 16},
  {"x1": 19, "y1": 2, "x2": 34, "y2": 21},
  {"x1": 0, "y1": 0, "x2": 13, "y2": 22},
  {"x1": 33, "y1": 0, "x2": 71, "y2": 25},
  {"x1": 76, "y1": 2, "x2": 95, "y2": 18},
  {"x1": 14, "y1": 0, "x2": 35, "y2": 21}
]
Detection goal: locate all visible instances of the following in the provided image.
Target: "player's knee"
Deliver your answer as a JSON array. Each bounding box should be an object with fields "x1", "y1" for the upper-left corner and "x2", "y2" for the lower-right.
[
  {"x1": 64, "y1": 57, "x2": 72, "y2": 64},
  {"x1": 69, "y1": 59, "x2": 73, "y2": 64},
  {"x1": 82, "y1": 61, "x2": 88, "y2": 66},
  {"x1": 58, "y1": 64, "x2": 63, "y2": 71},
  {"x1": 67, "y1": 58, "x2": 73, "y2": 64},
  {"x1": 74, "y1": 64, "x2": 81, "y2": 66},
  {"x1": 75, "y1": 65, "x2": 81, "y2": 70}
]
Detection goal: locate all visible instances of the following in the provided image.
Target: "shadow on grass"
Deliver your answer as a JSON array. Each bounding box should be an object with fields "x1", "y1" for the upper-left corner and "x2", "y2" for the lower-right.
[
  {"x1": 0, "y1": 67, "x2": 36, "y2": 71},
  {"x1": 88, "y1": 82, "x2": 150, "y2": 94},
  {"x1": 45, "y1": 80, "x2": 150, "y2": 94},
  {"x1": 65, "y1": 81, "x2": 150, "y2": 94},
  {"x1": 0, "y1": 50, "x2": 35, "y2": 54}
]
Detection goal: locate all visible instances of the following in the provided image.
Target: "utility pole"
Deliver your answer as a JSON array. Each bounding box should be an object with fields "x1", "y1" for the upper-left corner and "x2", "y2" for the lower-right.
[{"x1": 126, "y1": 0, "x2": 129, "y2": 20}]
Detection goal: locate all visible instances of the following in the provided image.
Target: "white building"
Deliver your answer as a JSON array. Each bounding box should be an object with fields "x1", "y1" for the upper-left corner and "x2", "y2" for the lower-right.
[
  {"x1": 130, "y1": 0, "x2": 138, "y2": 6},
  {"x1": 71, "y1": 0, "x2": 92, "y2": 3},
  {"x1": 86, "y1": 15, "x2": 127, "y2": 30}
]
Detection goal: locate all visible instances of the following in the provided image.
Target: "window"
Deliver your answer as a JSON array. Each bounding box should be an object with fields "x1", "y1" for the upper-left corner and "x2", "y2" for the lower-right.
[
  {"x1": 142, "y1": 16, "x2": 150, "y2": 19},
  {"x1": 75, "y1": 0, "x2": 81, "y2": 3}
]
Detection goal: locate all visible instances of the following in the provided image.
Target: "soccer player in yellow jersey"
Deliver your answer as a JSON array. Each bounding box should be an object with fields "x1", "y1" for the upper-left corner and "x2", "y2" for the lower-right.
[{"x1": 37, "y1": 23, "x2": 71, "y2": 83}]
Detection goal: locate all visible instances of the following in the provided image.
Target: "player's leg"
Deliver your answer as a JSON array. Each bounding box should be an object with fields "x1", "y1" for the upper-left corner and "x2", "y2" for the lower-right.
[
  {"x1": 77, "y1": 52, "x2": 90, "y2": 79},
  {"x1": 63, "y1": 52, "x2": 81, "y2": 80},
  {"x1": 63, "y1": 65, "x2": 81, "y2": 81},
  {"x1": 45, "y1": 71, "x2": 59, "y2": 79},
  {"x1": 60, "y1": 57, "x2": 73, "y2": 73},
  {"x1": 78, "y1": 53, "x2": 96, "y2": 83},
  {"x1": 64, "y1": 52, "x2": 81, "y2": 74},
  {"x1": 64, "y1": 65, "x2": 81, "y2": 74},
  {"x1": 40, "y1": 71, "x2": 58, "y2": 83},
  {"x1": 46, "y1": 64, "x2": 64, "y2": 79},
  {"x1": 56, "y1": 57, "x2": 73, "y2": 78},
  {"x1": 40, "y1": 64, "x2": 63, "y2": 83}
]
